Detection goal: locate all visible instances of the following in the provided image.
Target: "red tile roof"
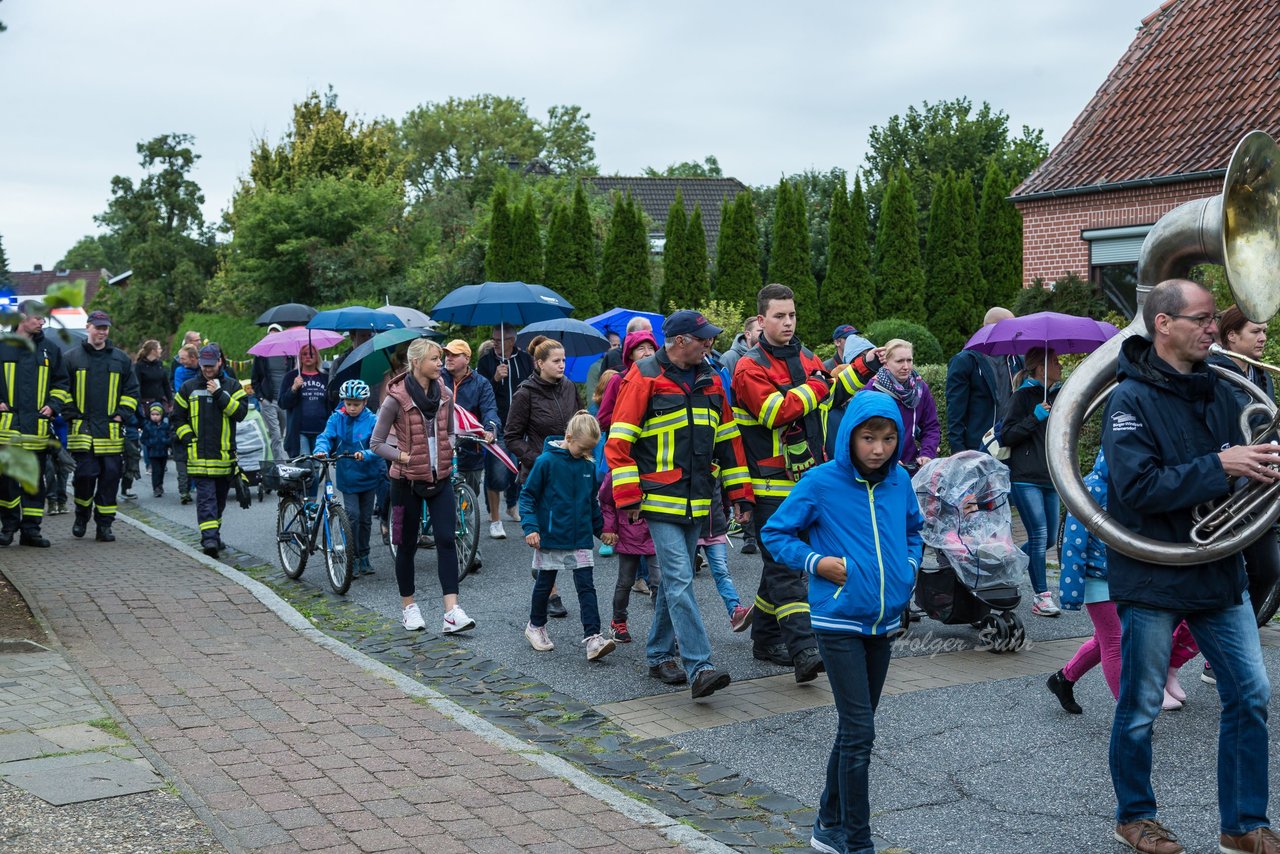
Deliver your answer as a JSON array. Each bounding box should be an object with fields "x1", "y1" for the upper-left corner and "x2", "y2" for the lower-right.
[{"x1": 1013, "y1": 0, "x2": 1280, "y2": 198}]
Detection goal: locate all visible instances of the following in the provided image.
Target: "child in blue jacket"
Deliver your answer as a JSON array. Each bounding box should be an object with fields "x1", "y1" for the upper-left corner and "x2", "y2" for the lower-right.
[
  {"x1": 140, "y1": 403, "x2": 173, "y2": 497},
  {"x1": 313, "y1": 380, "x2": 384, "y2": 576},
  {"x1": 519, "y1": 411, "x2": 615, "y2": 662},
  {"x1": 762, "y1": 392, "x2": 923, "y2": 854}
]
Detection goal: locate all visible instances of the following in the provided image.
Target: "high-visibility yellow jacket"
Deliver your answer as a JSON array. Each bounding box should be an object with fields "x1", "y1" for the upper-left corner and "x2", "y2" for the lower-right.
[
  {"x1": 173, "y1": 375, "x2": 248, "y2": 477},
  {"x1": 63, "y1": 341, "x2": 138, "y2": 455},
  {"x1": 0, "y1": 331, "x2": 71, "y2": 451}
]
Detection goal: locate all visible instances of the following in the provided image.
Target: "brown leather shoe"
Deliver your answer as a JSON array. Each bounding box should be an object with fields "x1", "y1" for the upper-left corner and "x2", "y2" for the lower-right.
[
  {"x1": 1114, "y1": 820, "x2": 1185, "y2": 854},
  {"x1": 1221, "y1": 827, "x2": 1280, "y2": 854}
]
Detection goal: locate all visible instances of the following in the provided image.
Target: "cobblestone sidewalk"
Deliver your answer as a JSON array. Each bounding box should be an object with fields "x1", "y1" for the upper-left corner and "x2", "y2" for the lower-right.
[{"x1": 0, "y1": 523, "x2": 698, "y2": 853}]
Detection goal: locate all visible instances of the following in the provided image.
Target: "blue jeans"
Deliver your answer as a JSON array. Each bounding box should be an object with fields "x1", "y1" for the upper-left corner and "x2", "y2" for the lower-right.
[
  {"x1": 1110, "y1": 598, "x2": 1271, "y2": 834},
  {"x1": 342, "y1": 488, "x2": 374, "y2": 561},
  {"x1": 530, "y1": 556, "x2": 601, "y2": 638},
  {"x1": 703, "y1": 542, "x2": 740, "y2": 617},
  {"x1": 1010, "y1": 481, "x2": 1059, "y2": 595},
  {"x1": 814, "y1": 630, "x2": 893, "y2": 854},
  {"x1": 647, "y1": 520, "x2": 715, "y2": 681}
]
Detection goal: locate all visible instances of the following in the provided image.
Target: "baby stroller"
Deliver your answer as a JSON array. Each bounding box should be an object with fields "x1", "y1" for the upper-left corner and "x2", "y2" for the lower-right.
[
  {"x1": 235, "y1": 402, "x2": 273, "y2": 502},
  {"x1": 907, "y1": 451, "x2": 1028, "y2": 653}
]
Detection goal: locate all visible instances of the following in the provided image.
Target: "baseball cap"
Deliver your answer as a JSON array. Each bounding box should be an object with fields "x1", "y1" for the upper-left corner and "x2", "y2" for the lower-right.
[
  {"x1": 443, "y1": 339, "x2": 472, "y2": 360},
  {"x1": 86, "y1": 310, "x2": 112, "y2": 328},
  {"x1": 197, "y1": 344, "x2": 223, "y2": 367},
  {"x1": 663, "y1": 310, "x2": 722, "y2": 340},
  {"x1": 832, "y1": 324, "x2": 859, "y2": 341}
]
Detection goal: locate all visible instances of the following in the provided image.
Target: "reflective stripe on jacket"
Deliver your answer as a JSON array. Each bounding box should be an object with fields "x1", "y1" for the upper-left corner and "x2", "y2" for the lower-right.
[
  {"x1": 173, "y1": 376, "x2": 248, "y2": 477},
  {"x1": 0, "y1": 331, "x2": 71, "y2": 450},
  {"x1": 63, "y1": 342, "x2": 138, "y2": 455}
]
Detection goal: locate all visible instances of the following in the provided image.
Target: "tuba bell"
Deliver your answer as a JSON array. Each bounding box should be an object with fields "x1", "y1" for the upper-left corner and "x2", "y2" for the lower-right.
[{"x1": 1046, "y1": 130, "x2": 1280, "y2": 565}]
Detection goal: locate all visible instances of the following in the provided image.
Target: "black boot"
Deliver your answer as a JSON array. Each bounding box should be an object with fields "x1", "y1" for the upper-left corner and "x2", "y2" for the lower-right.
[
  {"x1": 72, "y1": 516, "x2": 88, "y2": 538},
  {"x1": 793, "y1": 648, "x2": 826, "y2": 684},
  {"x1": 19, "y1": 531, "x2": 50, "y2": 548},
  {"x1": 1047, "y1": 669, "x2": 1082, "y2": 714},
  {"x1": 0, "y1": 529, "x2": 13, "y2": 547},
  {"x1": 95, "y1": 524, "x2": 115, "y2": 543},
  {"x1": 753, "y1": 643, "x2": 791, "y2": 666}
]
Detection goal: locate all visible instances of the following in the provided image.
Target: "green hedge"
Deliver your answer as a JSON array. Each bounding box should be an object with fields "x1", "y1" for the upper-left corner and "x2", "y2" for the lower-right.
[
  {"x1": 169, "y1": 312, "x2": 264, "y2": 369},
  {"x1": 863, "y1": 318, "x2": 945, "y2": 366}
]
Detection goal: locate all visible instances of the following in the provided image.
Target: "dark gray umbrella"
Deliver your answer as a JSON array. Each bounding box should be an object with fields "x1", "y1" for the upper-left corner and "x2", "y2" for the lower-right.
[{"x1": 255, "y1": 303, "x2": 317, "y2": 327}]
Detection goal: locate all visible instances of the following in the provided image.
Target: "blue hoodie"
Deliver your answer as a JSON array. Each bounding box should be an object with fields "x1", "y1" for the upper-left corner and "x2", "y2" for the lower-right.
[
  {"x1": 313, "y1": 405, "x2": 384, "y2": 494},
  {"x1": 762, "y1": 392, "x2": 923, "y2": 636},
  {"x1": 519, "y1": 436, "x2": 604, "y2": 551}
]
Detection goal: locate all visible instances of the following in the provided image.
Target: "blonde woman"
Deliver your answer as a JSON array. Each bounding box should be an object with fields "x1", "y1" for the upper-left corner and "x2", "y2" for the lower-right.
[
  {"x1": 371, "y1": 338, "x2": 475, "y2": 634},
  {"x1": 865, "y1": 339, "x2": 940, "y2": 475}
]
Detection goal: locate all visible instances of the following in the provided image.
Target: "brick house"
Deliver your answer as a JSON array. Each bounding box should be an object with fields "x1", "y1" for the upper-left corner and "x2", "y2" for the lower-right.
[
  {"x1": 587, "y1": 177, "x2": 748, "y2": 259},
  {"x1": 6, "y1": 265, "x2": 117, "y2": 307},
  {"x1": 1010, "y1": 0, "x2": 1280, "y2": 318}
]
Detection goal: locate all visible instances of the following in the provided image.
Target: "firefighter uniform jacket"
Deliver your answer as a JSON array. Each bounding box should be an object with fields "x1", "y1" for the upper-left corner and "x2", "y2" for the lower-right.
[
  {"x1": 0, "y1": 331, "x2": 71, "y2": 451},
  {"x1": 173, "y1": 375, "x2": 248, "y2": 477},
  {"x1": 730, "y1": 340, "x2": 831, "y2": 501},
  {"x1": 605, "y1": 349, "x2": 753, "y2": 522},
  {"x1": 63, "y1": 341, "x2": 139, "y2": 455}
]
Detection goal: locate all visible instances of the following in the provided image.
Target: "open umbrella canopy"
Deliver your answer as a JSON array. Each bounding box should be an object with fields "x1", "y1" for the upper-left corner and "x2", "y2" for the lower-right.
[
  {"x1": 564, "y1": 307, "x2": 666, "y2": 382},
  {"x1": 515, "y1": 318, "x2": 611, "y2": 358},
  {"x1": 380, "y1": 303, "x2": 437, "y2": 329},
  {"x1": 307, "y1": 307, "x2": 405, "y2": 333},
  {"x1": 329, "y1": 327, "x2": 443, "y2": 387},
  {"x1": 249, "y1": 326, "x2": 345, "y2": 357},
  {"x1": 964, "y1": 311, "x2": 1120, "y2": 356},
  {"x1": 430, "y1": 281, "x2": 573, "y2": 327},
  {"x1": 255, "y1": 303, "x2": 316, "y2": 327}
]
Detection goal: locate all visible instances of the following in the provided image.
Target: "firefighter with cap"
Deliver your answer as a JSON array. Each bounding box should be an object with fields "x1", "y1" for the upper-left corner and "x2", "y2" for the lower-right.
[
  {"x1": 0, "y1": 302, "x2": 71, "y2": 547},
  {"x1": 173, "y1": 344, "x2": 248, "y2": 557},
  {"x1": 62, "y1": 309, "x2": 139, "y2": 542}
]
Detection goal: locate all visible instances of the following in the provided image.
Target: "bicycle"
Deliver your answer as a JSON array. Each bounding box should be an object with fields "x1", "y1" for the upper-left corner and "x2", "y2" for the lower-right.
[
  {"x1": 386, "y1": 434, "x2": 484, "y2": 582},
  {"x1": 268, "y1": 454, "x2": 357, "y2": 595}
]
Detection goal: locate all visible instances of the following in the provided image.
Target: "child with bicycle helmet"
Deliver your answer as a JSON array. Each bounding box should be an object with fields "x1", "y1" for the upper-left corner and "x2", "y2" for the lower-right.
[{"x1": 314, "y1": 379, "x2": 385, "y2": 576}]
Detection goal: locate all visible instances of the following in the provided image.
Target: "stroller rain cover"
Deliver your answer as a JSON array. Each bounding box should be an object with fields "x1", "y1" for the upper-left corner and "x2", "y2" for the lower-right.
[{"x1": 911, "y1": 451, "x2": 1028, "y2": 591}]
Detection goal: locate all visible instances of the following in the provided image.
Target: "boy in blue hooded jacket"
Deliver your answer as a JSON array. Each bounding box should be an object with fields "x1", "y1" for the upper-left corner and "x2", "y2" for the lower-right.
[
  {"x1": 762, "y1": 392, "x2": 922, "y2": 854},
  {"x1": 313, "y1": 380, "x2": 384, "y2": 576}
]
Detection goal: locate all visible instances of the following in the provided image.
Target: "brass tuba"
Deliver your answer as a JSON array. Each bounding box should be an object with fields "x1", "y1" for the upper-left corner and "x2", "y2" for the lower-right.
[{"x1": 1046, "y1": 131, "x2": 1280, "y2": 564}]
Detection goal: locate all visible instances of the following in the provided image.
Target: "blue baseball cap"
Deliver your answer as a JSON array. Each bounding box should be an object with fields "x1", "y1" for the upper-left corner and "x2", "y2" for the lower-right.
[
  {"x1": 663, "y1": 310, "x2": 722, "y2": 340},
  {"x1": 832, "y1": 324, "x2": 859, "y2": 341}
]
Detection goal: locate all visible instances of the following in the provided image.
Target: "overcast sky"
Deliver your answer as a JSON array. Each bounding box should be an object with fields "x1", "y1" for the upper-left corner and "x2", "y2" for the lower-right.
[{"x1": 1, "y1": 0, "x2": 1161, "y2": 272}]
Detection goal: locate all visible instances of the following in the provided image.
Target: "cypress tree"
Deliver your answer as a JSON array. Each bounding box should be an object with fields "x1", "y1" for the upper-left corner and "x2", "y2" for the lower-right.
[
  {"x1": 875, "y1": 169, "x2": 927, "y2": 324},
  {"x1": 508, "y1": 192, "x2": 543, "y2": 283},
  {"x1": 685, "y1": 205, "x2": 710, "y2": 307},
  {"x1": 978, "y1": 162, "x2": 1023, "y2": 311},
  {"x1": 600, "y1": 193, "x2": 653, "y2": 310},
  {"x1": 822, "y1": 174, "x2": 861, "y2": 328},
  {"x1": 484, "y1": 186, "x2": 513, "y2": 281},
  {"x1": 567, "y1": 181, "x2": 600, "y2": 315},
  {"x1": 714, "y1": 191, "x2": 761, "y2": 309},
  {"x1": 661, "y1": 190, "x2": 689, "y2": 310},
  {"x1": 0, "y1": 233, "x2": 9, "y2": 281},
  {"x1": 953, "y1": 171, "x2": 987, "y2": 331},
  {"x1": 769, "y1": 180, "x2": 820, "y2": 345},
  {"x1": 848, "y1": 175, "x2": 876, "y2": 324},
  {"x1": 542, "y1": 202, "x2": 574, "y2": 308},
  {"x1": 924, "y1": 171, "x2": 975, "y2": 356}
]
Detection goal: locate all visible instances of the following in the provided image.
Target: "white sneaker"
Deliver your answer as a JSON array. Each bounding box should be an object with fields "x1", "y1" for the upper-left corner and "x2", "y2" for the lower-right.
[
  {"x1": 525, "y1": 622, "x2": 553, "y2": 651},
  {"x1": 442, "y1": 606, "x2": 475, "y2": 634},
  {"x1": 488, "y1": 521, "x2": 506, "y2": 539},
  {"x1": 402, "y1": 603, "x2": 426, "y2": 631},
  {"x1": 584, "y1": 633, "x2": 616, "y2": 661},
  {"x1": 1031, "y1": 592, "x2": 1061, "y2": 617}
]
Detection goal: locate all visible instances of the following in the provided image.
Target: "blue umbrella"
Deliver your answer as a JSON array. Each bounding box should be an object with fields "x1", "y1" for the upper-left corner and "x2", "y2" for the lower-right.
[
  {"x1": 429, "y1": 281, "x2": 573, "y2": 327},
  {"x1": 564, "y1": 307, "x2": 666, "y2": 382},
  {"x1": 516, "y1": 318, "x2": 611, "y2": 358},
  {"x1": 307, "y1": 307, "x2": 405, "y2": 332}
]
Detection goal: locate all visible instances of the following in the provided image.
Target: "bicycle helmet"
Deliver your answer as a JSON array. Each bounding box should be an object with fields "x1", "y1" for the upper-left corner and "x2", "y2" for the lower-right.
[{"x1": 338, "y1": 379, "x2": 371, "y2": 400}]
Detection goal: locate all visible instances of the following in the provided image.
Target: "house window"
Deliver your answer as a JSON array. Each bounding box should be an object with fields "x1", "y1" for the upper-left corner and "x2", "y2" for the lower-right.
[{"x1": 1083, "y1": 225, "x2": 1151, "y2": 320}]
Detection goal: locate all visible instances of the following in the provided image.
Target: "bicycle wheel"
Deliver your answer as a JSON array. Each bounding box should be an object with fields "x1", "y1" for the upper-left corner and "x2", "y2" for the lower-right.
[
  {"x1": 454, "y1": 481, "x2": 481, "y2": 581},
  {"x1": 322, "y1": 504, "x2": 355, "y2": 595},
  {"x1": 276, "y1": 498, "x2": 309, "y2": 579}
]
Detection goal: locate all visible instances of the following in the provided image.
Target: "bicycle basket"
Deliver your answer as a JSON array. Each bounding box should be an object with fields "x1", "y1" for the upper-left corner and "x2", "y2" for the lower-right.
[{"x1": 263, "y1": 463, "x2": 312, "y2": 494}]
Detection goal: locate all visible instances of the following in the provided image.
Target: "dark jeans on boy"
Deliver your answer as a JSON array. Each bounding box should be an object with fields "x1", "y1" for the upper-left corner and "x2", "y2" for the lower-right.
[
  {"x1": 814, "y1": 630, "x2": 893, "y2": 854},
  {"x1": 343, "y1": 489, "x2": 374, "y2": 562},
  {"x1": 531, "y1": 555, "x2": 600, "y2": 638},
  {"x1": 612, "y1": 553, "x2": 661, "y2": 623},
  {"x1": 149, "y1": 455, "x2": 169, "y2": 492}
]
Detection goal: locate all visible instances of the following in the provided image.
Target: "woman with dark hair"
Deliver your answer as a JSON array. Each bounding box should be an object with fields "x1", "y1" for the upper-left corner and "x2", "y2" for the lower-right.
[
  {"x1": 999, "y1": 346, "x2": 1063, "y2": 618},
  {"x1": 505, "y1": 335, "x2": 583, "y2": 618},
  {"x1": 1207, "y1": 304, "x2": 1280, "y2": 638},
  {"x1": 134, "y1": 339, "x2": 172, "y2": 411}
]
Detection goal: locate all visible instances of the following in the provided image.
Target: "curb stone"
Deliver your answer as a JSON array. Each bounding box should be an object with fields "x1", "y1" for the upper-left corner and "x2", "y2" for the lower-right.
[{"x1": 122, "y1": 506, "x2": 905, "y2": 853}]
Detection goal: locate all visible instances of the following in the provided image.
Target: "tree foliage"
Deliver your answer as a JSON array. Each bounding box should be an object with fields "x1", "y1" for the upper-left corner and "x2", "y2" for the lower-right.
[
  {"x1": 753, "y1": 169, "x2": 844, "y2": 291},
  {"x1": 643, "y1": 155, "x2": 723, "y2": 178},
  {"x1": 509, "y1": 193, "x2": 543, "y2": 283},
  {"x1": 685, "y1": 206, "x2": 710, "y2": 308},
  {"x1": 88, "y1": 133, "x2": 217, "y2": 346},
  {"x1": 0, "y1": 233, "x2": 8, "y2": 282},
  {"x1": 399, "y1": 95, "x2": 596, "y2": 201},
  {"x1": 715, "y1": 192, "x2": 760, "y2": 307},
  {"x1": 567, "y1": 182, "x2": 600, "y2": 314},
  {"x1": 484, "y1": 186, "x2": 514, "y2": 281},
  {"x1": 660, "y1": 191, "x2": 690, "y2": 309},
  {"x1": 599, "y1": 194, "x2": 653, "y2": 311},
  {"x1": 978, "y1": 162, "x2": 1023, "y2": 311},
  {"x1": 822, "y1": 173, "x2": 875, "y2": 330},
  {"x1": 924, "y1": 172, "x2": 977, "y2": 355},
  {"x1": 767, "y1": 181, "x2": 820, "y2": 344},
  {"x1": 874, "y1": 170, "x2": 927, "y2": 324},
  {"x1": 864, "y1": 318, "x2": 945, "y2": 366},
  {"x1": 57, "y1": 233, "x2": 128, "y2": 274}
]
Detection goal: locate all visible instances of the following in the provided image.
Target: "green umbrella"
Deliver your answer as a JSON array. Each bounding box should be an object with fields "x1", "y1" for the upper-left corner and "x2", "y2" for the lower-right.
[{"x1": 330, "y1": 327, "x2": 444, "y2": 387}]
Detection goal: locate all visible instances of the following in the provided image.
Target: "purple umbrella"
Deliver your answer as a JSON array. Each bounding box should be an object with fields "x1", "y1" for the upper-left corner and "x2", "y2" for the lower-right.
[
  {"x1": 964, "y1": 311, "x2": 1120, "y2": 357},
  {"x1": 249, "y1": 326, "x2": 344, "y2": 357}
]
